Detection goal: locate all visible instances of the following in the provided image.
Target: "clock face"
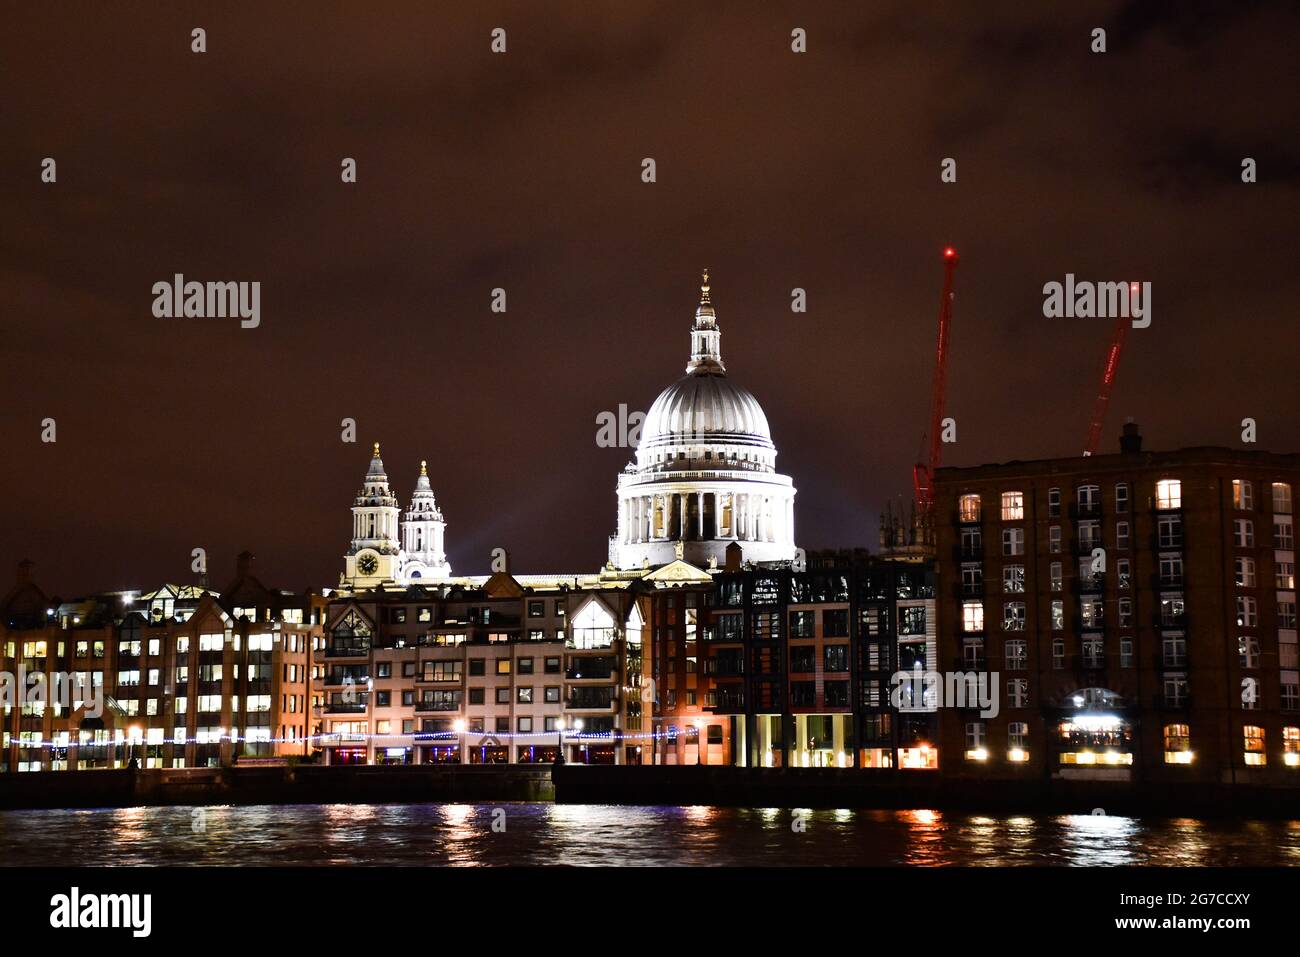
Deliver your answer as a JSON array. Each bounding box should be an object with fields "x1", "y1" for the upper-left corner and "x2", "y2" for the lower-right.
[{"x1": 357, "y1": 554, "x2": 379, "y2": 576}]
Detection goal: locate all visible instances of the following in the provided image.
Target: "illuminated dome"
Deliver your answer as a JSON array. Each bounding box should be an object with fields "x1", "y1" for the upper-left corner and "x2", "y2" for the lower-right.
[{"x1": 611, "y1": 271, "x2": 797, "y2": 570}]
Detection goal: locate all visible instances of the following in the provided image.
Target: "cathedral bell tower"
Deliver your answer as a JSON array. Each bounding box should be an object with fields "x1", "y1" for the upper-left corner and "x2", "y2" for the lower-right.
[
  {"x1": 343, "y1": 443, "x2": 404, "y2": 588},
  {"x1": 400, "y1": 460, "x2": 452, "y2": 582}
]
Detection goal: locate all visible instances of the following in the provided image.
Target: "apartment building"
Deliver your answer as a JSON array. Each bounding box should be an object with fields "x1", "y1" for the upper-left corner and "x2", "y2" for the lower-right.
[
  {"x1": 933, "y1": 423, "x2": 1300, "y2": 784},
  {"x1": 0, "y1": 554, "x2": 324, "y2": 772}
]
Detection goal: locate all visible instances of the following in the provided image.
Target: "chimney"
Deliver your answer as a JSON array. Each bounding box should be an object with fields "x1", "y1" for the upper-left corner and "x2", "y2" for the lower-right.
[
  {"x1": 1120, "y1": 420, "x2": 1143, "y2": 454},
  {"x1": 16, "y1": 559, "x2": 33, "y2": 586},
  {"x1": 236, "y1": 550, "x2": 254, "y2": 578},
  {"x1": 724, "y1": 542, "x2": 743, "y2": 572}
]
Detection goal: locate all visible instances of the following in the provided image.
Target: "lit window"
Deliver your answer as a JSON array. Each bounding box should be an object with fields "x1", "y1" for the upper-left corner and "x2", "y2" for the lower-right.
[
  {"x1": 1237, "y1": 596, "x2": 1257, "y2": 628},
  {"x1": 958, "y1": 494, "x2": 981, "y2": 522},
  {"x1": 1163, "y1": 723, "x2": 1192, "y2": 764},
  {"x1": 961, "y1": 602, "x2": 984, "y2": 633},
  {"x1": 1001, "y1": 492, "x2": 1024, "y2": 521},
  {"x1": 1003, "y1": 601, "x2": 1026, "y2": 631},
  {"x1": 1273, "y1": 483, "x2": 1293, "y2": 514},
  {"x1": 1050, "y1": 562, "x2": 1063, "y2": 592},
  {"x1": 1004, "y1": 639, "x2": 1027, "y2": 670},
  {"x1": 1156, "y1": 479, "x2": 1182, "y2": 509},
  {"x1": 1050, "y1": 600, "x2": 1064, "y2": 631},
  {"x1": 1284, "y1": 727, "x2": 1300, "y2": 765},
  {"x1": 1239, "y1": 636, "x2": 1260, "y2": 670},
  {"x1": 1232, "y1": 479, "x2": 1254, "y2": 510},
  {"x1": 1244, "y1": 725, "x2": 1266, "y2": 766},
  {"x1": 1275, "y1": 516, "x2": 1295, "y2": 550},
  {"x1": 1049, "y1": 526, "x2": 1061, "y2": 553},
  {"x1": 1002, "y1": 565, "x2": 1025, "y2": 593}
]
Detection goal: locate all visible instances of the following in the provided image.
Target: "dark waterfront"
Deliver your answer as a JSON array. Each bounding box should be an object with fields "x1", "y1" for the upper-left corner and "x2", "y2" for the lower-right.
[{"x1": 2, "y1": 803, "x2": 1299, "y2": 866}]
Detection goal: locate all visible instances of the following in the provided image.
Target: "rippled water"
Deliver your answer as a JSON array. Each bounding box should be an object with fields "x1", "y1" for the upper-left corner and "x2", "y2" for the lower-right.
[{"x1": 2, "y1": 804, "x2": 1299, "y2": 866}]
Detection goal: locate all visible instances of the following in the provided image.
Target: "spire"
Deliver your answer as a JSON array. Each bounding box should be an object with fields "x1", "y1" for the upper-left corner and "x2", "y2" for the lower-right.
[
  {"x1": 414, "y1": 460, "x2": 432, "y2": 493},
  {"x1": 686, "y1": 267, "x2": 725, "y2": 375},
  {"x1": 420, "y1": 459, "x2": 427, "y2": 476},
  {"x1": 366, "y1": 441, "x2": 387, "y2": 480}
]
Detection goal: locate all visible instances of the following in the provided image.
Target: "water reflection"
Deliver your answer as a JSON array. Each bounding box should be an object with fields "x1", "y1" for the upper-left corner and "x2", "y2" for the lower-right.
[{"x1": 0, "y1": 804, "x2": 1297, "y2": 866}]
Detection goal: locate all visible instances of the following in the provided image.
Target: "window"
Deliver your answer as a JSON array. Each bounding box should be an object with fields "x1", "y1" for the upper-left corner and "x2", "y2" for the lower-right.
[
  {"x1": 528, "y1": 600, "x2": 544, "y2": 618},
  {"x1": 468, "y1": 658, "x2": 485, "y2": 676},
  {"x1": 1008, "y1": 722, "x2": 1029, "y2": 754},
  {"x1": 1004, "y1": 639, "x2": 1027, "y2": 670},
  {"x1": 1115, "y1": 521, "x2": 1130, "y2": 549},
  {"x1": 1077, "y1": 484, "x2": 1100, "y2": 513},
  {"x1": 1158, "y1": 516, "x2": 1183, "y2": 549},
  {"x1": 1156, "y1": 479, "x2": 1182, "y2": 509},
  {"x1": 1159, "y1": 553, "x2": 1183, "y2": 585},
  {"x1": 1239, "y1": 636, "x2": 1260, "y2": 669},
  {"x1": 789, "y1": 611, "x2": 815, "y2": 638},
  {"x1": 1273, "y1": 482, "x2": 1293, "y2": 514},
  {"x1": 1276, "y1": 516, "x2": 1295, "y2": 549},
  {"x1": 959, "y1": 494, "x2": 981, "y2": 522},
  {"x1": 1236, "y1": 557, "x2": 1257, "y2": 588},
  {"x1": 965, "y1": 721, "x2": 986, "y2": 752},
  {"x1": 1279, "y1": 601, "x2": 1297, "y2": 631},
  {"x1": 1049, "y1": 526, "x2": 1061, "y2": 553},
  {"x1": 517, "y1": 717, "x2": 533, "y2": 732},
  {"x1": 544, "y1": 657, "x2": 561, "y2": 673},
  {"x1": 1163, "y1": 723, "x2": 1191, "y2": 763},
  {"x1": 1002, "y1": 603, "x2": 1026, "y2": 631},
  {"x1": 518, "y1": 657, "x2": 534, "y2": 675},
  {"x1": 962, "y1": 602, "x2": 984, "y2": 633},
  {"x1": 1286, "y1": 726, "x2": 1300, "y2": 757},
  {"x1": 823, "y1": 609, "x2": 850, "y2": 637},
  {"x1": 1001, "y1": 492, "x2": 1024, "y2": 521},
  {"x1": 824, "y1": 645, "x2": 849, "y2": 672},
  {"x1": 1115, "y1": 483, "x2": 1129, "y2": 513},
  {"x1": 1002, "y1": 565, "x2": 1025, "y2": 593},
  {"x1": 1082, "y1": 637, "x2": 1104, "y2": 669},
  {"x1": 1234, "y1": 519, "x2": 1255, "y2": 548},
  {"x1": 1052, "y1": 638, "x2": 1065, "y2": 669},
  {"x1": 1048, "y1": 488, "x2": 1061, "y2": 518},
  {"x1": 1237, "y1": 596, "x2": 1258, "y2": 628},
  {"x1": 1080, "y1": 598, "x2": 1104, "y2": 629},
  {"x1": 1118, "y1": 598, "x2": 1133, "y2": 628},
  {"x1": 960, "y1": 527, "x2": 982, "y2": 557},
  {"x1": 1233, "y1": 479, "x2": 1254, "y2": 510},
  {"x1": 517, "y1": 687, "x2": 532, "y2": 704},
  {"x1": 1002, "y1": 528, "x2": 1025, "y2": 557},
  {"x1": 1162, "y1": 635, "x2": 1186, "y2": 667},
  {"x1": 1117, "y1": 558, "x2": 1131, "y2": 590},
  {"x1": 1120, "y1": 637, "x2": 1134, "y2": 669},
  {"x1": 571, "y1": 601, "x2": 618, "y2": 650},
  {"x1": 495, "y1": 659, "x2": 511, "y2": 675},
  {"x1": 1007, "y1": 679, "x2": 1028, "y2": 709},
  {"x1": 495, "y1": 688, "x2": 510, "y2": 704},
  {"x1": 545, "y1": 686, "x2": 561, "y2": 703},
  {"x1": 1051, "y1": 600, "x2": 1064, "y2": 631},
  {"x1": 1050, "y1": 562, "x2": 1063, "y2": 592},
  {"x1": 961, "y1": 564, "x2": 983, "y2": 595},
  {"x1": 1244, "y1": 725, "x2": 1266, "y2": 766},
  {"x1": 1160, "y1": 593, "x2": 1185, "y2": 627},
  {"x1": 1078, "y1": 520, "x2": 1100, "y2": 550}
]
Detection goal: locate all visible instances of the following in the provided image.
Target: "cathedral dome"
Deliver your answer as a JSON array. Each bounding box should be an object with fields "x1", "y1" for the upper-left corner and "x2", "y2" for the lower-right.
[{"x1": 640, "y1": 373, "x2": 774, "y2": 454}]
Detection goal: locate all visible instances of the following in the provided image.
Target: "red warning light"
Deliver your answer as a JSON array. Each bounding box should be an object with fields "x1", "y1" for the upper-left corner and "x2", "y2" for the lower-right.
[{"x1": 944, "y1": 247, "x2": 956, "y2": 258}]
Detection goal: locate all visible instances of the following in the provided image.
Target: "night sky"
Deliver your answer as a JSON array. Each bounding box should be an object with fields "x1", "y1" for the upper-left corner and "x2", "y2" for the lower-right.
[{"x1": 3, "y1": 2, "x2": 1298, "y2": 597}]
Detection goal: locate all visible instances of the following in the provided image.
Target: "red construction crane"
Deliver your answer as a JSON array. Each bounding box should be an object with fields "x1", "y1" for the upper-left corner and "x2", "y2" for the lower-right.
[
  {"x1": 1081, "y1": 284, "x2": 1134, "y2": 456},
  {"x1": 912, "y1": 246, "x2": 959, "y2": 515}
]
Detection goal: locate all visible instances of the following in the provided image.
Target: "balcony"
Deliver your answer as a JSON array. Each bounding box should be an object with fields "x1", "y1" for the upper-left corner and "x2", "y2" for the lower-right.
[
  {"x1": 323, "y1": 701, "x2": 367, "y2": 715},
  {"x1": 415, "y1": 699, "x2": 461, "y2": 713},
  {"x1": 325, "y1": 644, "x2": 371, "y2": 659},
  {"x1": 705, "y1": 659, "x2": 745, "y2": 677}
]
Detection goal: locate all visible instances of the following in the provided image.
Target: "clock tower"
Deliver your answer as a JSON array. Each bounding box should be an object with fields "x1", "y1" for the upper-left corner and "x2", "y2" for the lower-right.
[{"x1": 343, "y1": 442, "x2": 404, "y2": 588}]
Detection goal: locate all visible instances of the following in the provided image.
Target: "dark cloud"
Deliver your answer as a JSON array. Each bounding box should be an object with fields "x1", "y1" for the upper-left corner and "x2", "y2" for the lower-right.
[{"x1": 1, "y1": 1, "x2": 1297, "y2": 595}]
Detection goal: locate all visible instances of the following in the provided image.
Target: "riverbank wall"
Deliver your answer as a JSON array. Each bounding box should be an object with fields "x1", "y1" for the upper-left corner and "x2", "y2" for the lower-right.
[{"x1": 0, "y1": 764, "x2": 553, "y2": 811}]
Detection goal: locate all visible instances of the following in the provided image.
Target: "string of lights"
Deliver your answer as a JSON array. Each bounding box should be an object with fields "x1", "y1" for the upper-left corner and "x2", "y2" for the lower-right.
[{"x1": 7, "y1": 727, "x2": 701, "y2": 749}]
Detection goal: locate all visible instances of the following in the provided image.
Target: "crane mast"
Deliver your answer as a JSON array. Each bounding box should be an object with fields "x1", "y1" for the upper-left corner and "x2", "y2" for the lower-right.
[
  {"x1": 912, "y1": 247, "x2": 958, "y2": 515},
  {"x1": 1082, "y1": 288, "x2": 1133, "y2": 456}
]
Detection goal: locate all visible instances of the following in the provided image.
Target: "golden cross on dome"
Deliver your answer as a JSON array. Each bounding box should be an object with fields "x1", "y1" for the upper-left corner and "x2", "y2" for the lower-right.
[
  {"x1": 700, "y1": 268, "x2": 711, "y2": 304},
  {"x1": 372, "y1": 442, "x2": 381, "y2": 457},
  {"x1": 420, "y1": 459, "x2": 428, "y2": 476}
]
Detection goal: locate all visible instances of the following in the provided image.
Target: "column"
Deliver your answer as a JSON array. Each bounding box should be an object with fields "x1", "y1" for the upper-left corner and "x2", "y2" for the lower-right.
[{"x1": 698, "y1": 491, "x2": 706, "y2": 540}]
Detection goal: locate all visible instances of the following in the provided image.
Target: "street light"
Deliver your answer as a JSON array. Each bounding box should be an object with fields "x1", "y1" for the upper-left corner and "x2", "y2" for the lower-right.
[
  {"x1": 554, "y1": 717, "x2": 566, "y2": 766},
  {"x1": 574, "y1": 719, "x2": 585, "y2": 765},
  {"x1": 127, "y1": 724, "x2": 142, "y2": 769},
  {"x1": 693, "y1": 718, "x2": 705, "y2": 766},
  {"x1": 453, "y1": 719, "x2": 466, "y2": 765}
]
